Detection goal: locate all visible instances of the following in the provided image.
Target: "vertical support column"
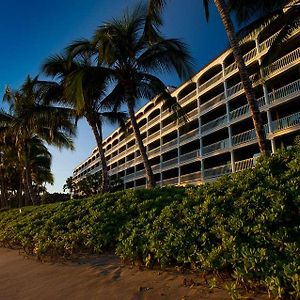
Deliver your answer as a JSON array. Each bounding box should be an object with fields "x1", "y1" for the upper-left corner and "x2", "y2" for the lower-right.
[
  {"x1": 255, "y1": 38, "x2": 276, "y2": 153},
  {"x1": 159, "y1": 106, "x2": 163, "y2": 187},
  {"x1": 196, "y1": 78, "x2": 204, "y2": 181},
  {"x1": 176, "y1": 96, "x2": 181, "y2": 185},
  {"x1": 222, "y1": 62, "x2": 235, "y2": 173}
]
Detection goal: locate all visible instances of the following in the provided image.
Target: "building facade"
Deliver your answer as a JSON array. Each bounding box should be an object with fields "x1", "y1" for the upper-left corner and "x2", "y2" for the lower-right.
[{"x1": 72, "y1": 22, "x2": 300, "y2": 189}]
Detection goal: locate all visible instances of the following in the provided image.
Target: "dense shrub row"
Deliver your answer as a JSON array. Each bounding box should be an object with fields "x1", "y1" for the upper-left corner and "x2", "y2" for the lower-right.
[{"x1": 0, "y1": 142, "x2": 299, "y2": 298}]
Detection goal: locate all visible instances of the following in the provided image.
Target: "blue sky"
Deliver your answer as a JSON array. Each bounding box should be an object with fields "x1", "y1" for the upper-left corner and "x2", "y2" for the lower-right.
[{"x1": 0, "y1": 0, "x2": 228, "y2": 192}]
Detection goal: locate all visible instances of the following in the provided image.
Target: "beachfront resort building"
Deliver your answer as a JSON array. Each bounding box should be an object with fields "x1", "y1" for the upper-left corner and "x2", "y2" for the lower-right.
[{"x1": 72, "y1": 20, "x2": 300, "y2": 189}]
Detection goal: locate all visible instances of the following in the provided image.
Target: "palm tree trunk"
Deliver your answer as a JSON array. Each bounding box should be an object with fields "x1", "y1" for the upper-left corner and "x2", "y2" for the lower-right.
[
  {"x1": 214, "y1": 0, "x2": 269, "y2": 155},
  {"x1": 127, "y1": 100, "x2": 156, "y2": 188},
  {"x1": 88, "y1": 119, "x2": 109, "y2": 193},
  {"x1": 24, "y1": 163, "x2": 38, "y2": 205}
]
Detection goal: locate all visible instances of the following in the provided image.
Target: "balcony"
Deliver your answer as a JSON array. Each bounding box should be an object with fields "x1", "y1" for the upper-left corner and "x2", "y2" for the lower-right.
[
  {"x1": 199, "y1": 71, "x2": 223, "y2": 93},
  {"x1": 234, "y1": 158, "x2": 255, "y2": 172},
  {"x1": 272, "y1": 112, "x2": 300, "y2": 133},
  {"x1": 201, "y1": 92, "x2": 225, "y2": 113},
  {"x1": 148, "y1": 146, "x2": 160, "y2": 158},
  {"x1": 135, "y1": 169, "x2": 145, "y2": 179},
  {"x1": 232, "y1": 125, "x2": 269, "y2": 146},
  {"x1": 161, "y1": 157, "x2": 178, "y2": 170},
  {"x1": 268, "y1": 79, "x2": 300, "y2": 105},
  {"x1": 147, "y1": 130, "x2": 161, "y2": 144},
  {"x1": 264, "y1": 47, "x2": 300, "y2": 77},
  {"x1": 179, "y1": 90, "x2": 197, "y2": 105},
  {"x1": 148, "y1": 115, "x2": 160, "y2": 128},
  {"x1": 202, "y1": 138, "x2": 229, "y2": 156},
  {"x1": 179, "y1": 128, "x2": 199, "y2": 144},
  {"x1": 187, "y1": 108, "x2": 198, "y2": 120},
  {"x1": 162, "y1": 177, "x2": 178, "y2": 186},
  {"x1": 202, "y1": 114, "x2": 227, "y2": 134},
  {"x1": 180, "y1": 172, "x2": 202, "y2": 184},
  {"x1": 224, "y1": 48, "x2": 257, "y2": 76},
  {"x1": 180, "y1": 150, "x2": 200, "y2": 164},
  {"x1": 161, "y1": 138, "x2": 178, "y2": 152},
  {"x1": 204, "y1": 164, "x2": 232, "y2": 179}
]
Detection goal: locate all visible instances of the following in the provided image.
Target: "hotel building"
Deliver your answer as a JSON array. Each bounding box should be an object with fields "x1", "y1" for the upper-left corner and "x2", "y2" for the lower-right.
[{"x1": 72, "y1": 21, "x2": 300, "y2": 189}]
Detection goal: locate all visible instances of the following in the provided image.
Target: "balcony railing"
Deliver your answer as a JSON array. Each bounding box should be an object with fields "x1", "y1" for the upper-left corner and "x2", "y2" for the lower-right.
[
  {"x1": 162, "y1": 157, "x2": 178, "y2": 169},
  {"x1": 161, "y1": 138, "x2": 178, "y2": 152},
  {"x1": 179, "y1": 128, "x2": 199, "y2": 144},
  {"x1": 259, "y1": 32, "x2": 280, "y2": 52},
  {"x1": 148, "y1": 146, "x2": 160, "y2": 158},
  {"x1": 147, "y1": 130, "x2": 161, "y2": 143},
  {"x1": 203, "y1": 138, "x2": 229, "y2": 155},
  {"x1": 163, "y1": 121, "x2": 177, "y2": 133},
  {"x1": 224, "y1": 48, "x2": 257, "y2": 76},
  {"x1": 272, "y1": 112, "x2": 300, "y2": 132},
  {"x1": 179, "y1": 90, "x2": 197, "y2": 105},
  {"x1": 135, "y1": 169, "x2": 145, "y2": 179},
  {"x1": 199, "y1": 71, "x2": 223, "y2": 92},
  {"x1": 268, "y1": 79, "x2": 300, "y2": 104},
  {"x1": 181, "y1": 172, "x2": 202, "y2": 183},
  {"x1": 227, "y1": 82, "x2": 243, "y2": 98},
  {"x1": 232, "y1": 124, "x2": 269, "y2": 146},
  {"x1": 264, "y1": 47, "x2": 300, "y2": 77},
  {"x1": 204, "y1": 164, "x2": 232, "y2": 179},
  {"x1": 201, "y1": 92, "x2": 225, "y2": 112},
  {"x1": 148, "y1": 115, "x2": 160, "y2": 127},
  {"x1": 202, "y1": 114, "x2": 227, "y2": 133},
  {"x1": 152, "y1": 164, "x2": 160, "y2": 173},
  {"x1": 180, "y1": 150, "x2": 200, "y2": 164},
  {"x1": 187, "y1": 108, "x2": 198, "y2": 120},
  {"x1": 232, "y1": 128, "x2": 256, "y2": 146},
  {"x1": 234, "y1": 158, "x2": 255, "y2": 172},
  {"x1": 162, "y1": 177, "x2": 178, "y2": 186}
]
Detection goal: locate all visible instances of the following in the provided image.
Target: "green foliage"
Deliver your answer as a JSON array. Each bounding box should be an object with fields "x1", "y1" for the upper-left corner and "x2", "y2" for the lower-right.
[
  {"x1": 41, "y1": 193, "x2": 71, "y2": 204},
  {"x1": 0, "y1": 142, "x2": 300, "y2": 298}
]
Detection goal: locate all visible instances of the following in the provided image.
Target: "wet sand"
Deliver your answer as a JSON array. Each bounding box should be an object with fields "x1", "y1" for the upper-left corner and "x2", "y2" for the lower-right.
[{"x1": 0, "y1": 248, "x2": 268, "y2": 300}]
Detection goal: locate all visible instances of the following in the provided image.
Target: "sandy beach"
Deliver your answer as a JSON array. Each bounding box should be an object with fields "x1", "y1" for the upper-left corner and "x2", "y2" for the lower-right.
[{"x1": 0, "y1": 248, "x2": 269, "y2": 300}]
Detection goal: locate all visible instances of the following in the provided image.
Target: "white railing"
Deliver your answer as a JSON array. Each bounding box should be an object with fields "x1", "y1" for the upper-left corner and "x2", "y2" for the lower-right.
[
  {"x1": 230, "y1": 103, "x2": 250, "y2": 120},
  {"x1": 268, "y1": 79, "x2": 300, "y2": 104},
  {"x1": 181, "y1": 172, "x2": 202, "y2": 183},
  {"x1": 264, "y1": 47, "x2": 300, "y2": 76},
  {"x1": 259, "y1": 32, "x2": 280, "y2": 52},
  {"x1": 202, "y1": 114, "x2": 227, "y2": 133},
  {"x1": 272, "y1": 112, "x2": 300, "y2": 132},
  {"x1": 161, "y1": 138, "x2": 178, "y2": 152},
  {"x1": 139, "y1": 123, "x2": 147, "y2": 132},
  {"x1": 234, "y1": 158, "x2": 255, "y2": 172},
  {"x1": 225, "y1": 47, "x2": 257, "y2": 75},
  {"x1": 162, "y1": 177, "x2": 178, "y2": 186},
  {"x1": 152, "y1": 164, "x2": 160, "y2": 173},
  {"x1": 147, "y1": 130, "x2": 161, "y2": 143},
  {"x1": 180, "y1": 128, "x2": 199, "y2": 143},
  {"x1": 187, "y1": 108, "x2": 198, "y2": 120},
  {"x1": 180, "y1": 150, "x2": 200, "y2": 163},
  {"x1": 179, "y1": 90, "x2": 197, "y2": 105},
  {"x1": 232, "y1": 129, "x2": 256, "y2": 146},
  {"x1": 126, "y1": 159, "x2": 135, "y2": 168},
  {"x1": 203, "y1": 138, "x2": 229, "y2": 155},
  {"x1": 162, "y1": 157, "x2": 178, "y2": 169},
  {"x1": 125, "y1": 173, "x2": 135, "y2": 181},
  {"x1": 201, "y1": 92, "x2": 225, "y2": 112},
  {"x1": 135, "y1": 170, "x2": 145, "y2": 178},
  {"x1": 148, "y1": 146, "x2": 160, "y2": 157},
  {"x1": 204, "y1": 164, "x2": 232, "y2": 179},
  {"x1": 227, "y1": 82, "x2": 243, "y2": 98},
  {"x1": 163, "y1": 122, "x2": 176, "y2": 133},
  {"x1": 148, "y1": 115, "x2": 160, "y2": 127},
  {"x1": 199, "y1": 71, "x2": 223, "y2": 92}
]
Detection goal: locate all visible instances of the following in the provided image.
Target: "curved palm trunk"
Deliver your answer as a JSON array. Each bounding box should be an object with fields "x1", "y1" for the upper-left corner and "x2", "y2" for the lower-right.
[
  {"x1": 24, "y1": 162, "x2": 38, "y2": 206},
  {"x1": 88, "y1": 119, "x2": 109, "y2": 193},
  {"x1": 214, "y1": 0, "x2": 269, "y2": 155},
  {"x1": 127, "y1": 100, "x2": 156, "y2": 188}
]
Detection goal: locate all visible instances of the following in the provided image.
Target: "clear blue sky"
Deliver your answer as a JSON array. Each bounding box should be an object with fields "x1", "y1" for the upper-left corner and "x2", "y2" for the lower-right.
[{"x1": 0, "y1": 0, "x2": 228, "y2": 193}]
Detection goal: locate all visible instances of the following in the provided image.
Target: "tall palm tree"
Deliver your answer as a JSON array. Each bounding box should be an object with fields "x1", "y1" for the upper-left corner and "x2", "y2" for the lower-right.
[
  {"x1": 1, "y1": 76, "x2": 75, "y2": 205},
  {"x1": 68, "y1": 6, "x2": 194, "y2": 188},
  {"x1": 149, "y1": 0, "x2": 269, "y2": 155},
  {"x1": 42, "y1": 54, "x2": 127, "y2": 192}
]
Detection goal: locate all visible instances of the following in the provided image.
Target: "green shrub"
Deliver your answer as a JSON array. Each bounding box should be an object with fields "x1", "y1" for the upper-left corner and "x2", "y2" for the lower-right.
[{"x1": 0, "y1": 143, "x2": 299, "y2": 298}]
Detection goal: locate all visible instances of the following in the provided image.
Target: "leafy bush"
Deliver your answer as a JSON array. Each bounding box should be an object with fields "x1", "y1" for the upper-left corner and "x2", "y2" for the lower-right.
[
  {"x1": 0, "y1": 142, "x2": 300, "y2": 298},
  {"x1": 41, "y1": 192, "x2": 71, "y2": 204}
]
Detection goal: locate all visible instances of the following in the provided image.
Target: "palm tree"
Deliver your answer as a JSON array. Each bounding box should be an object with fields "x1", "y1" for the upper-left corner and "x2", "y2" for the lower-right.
[
  {"x1": 68, "y1": 6, "x2": 194, "y2": 188},
  {"x1": 1, "y1": 76, "x2": 76, "y2": 205},
  {"x1": 149, "y1": 0, "x2": 269, "y2": 155},
  {"x1": 42, "y1": 54, "x2": 127, "y2": 192}
]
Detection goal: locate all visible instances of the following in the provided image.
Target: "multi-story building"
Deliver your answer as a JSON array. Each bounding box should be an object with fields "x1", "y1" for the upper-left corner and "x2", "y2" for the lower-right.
[{"x1": 72, "y1": 21, "x2": 300, "y2": 189}]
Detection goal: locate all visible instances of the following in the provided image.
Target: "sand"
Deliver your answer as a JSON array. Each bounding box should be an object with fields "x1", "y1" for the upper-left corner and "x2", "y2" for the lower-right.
[{"x1": 0, "y1": 248, "x2": 269, "y2": 300}]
